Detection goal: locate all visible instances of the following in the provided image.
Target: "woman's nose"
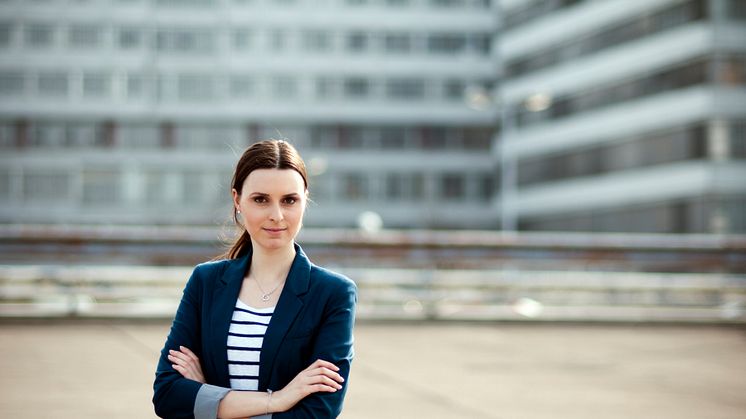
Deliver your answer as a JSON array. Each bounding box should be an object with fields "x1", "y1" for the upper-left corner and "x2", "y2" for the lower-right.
[{"x1": 268, "y1": 204, "x2": 283, "y2": 222}]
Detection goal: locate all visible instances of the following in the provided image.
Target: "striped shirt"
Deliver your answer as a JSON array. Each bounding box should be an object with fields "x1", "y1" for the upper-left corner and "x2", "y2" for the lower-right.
[{"x1": 227, "y1": 299, "x2": 274, "y2": 391}]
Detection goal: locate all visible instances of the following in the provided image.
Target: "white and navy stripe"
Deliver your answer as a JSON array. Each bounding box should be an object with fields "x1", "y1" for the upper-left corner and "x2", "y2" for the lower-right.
[{"x1": 227, "y1": 299, "x2": 274, "y2": 391}]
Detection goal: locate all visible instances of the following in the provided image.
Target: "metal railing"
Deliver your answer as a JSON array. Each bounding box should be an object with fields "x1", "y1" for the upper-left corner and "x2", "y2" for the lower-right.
[{"x1": 1, "y1": 225, "x2": 745, "y2": 322}]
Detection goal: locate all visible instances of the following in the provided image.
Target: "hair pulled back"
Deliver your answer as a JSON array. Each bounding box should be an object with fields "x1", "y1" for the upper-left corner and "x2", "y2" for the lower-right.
[{"x1": 223, "y1": 139, "x2": 308, "y2": 259}]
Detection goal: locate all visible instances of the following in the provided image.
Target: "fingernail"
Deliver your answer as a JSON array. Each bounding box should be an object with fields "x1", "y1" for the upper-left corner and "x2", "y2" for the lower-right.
[{"x1": 179, "y1": 346, "x2": 184, "y2": 350}]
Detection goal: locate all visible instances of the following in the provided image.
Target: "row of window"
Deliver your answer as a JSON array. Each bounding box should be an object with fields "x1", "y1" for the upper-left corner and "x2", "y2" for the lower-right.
[
  {"x1": 0, "y1": 167, "x2": 495, "y2": 206},
  {"x1": 0, "y1": 120, "x2": 495, "y2": 151},
  {"x1": 516, "y1": 122, "x2": 746, "y2": 187},
  {"x1": 503, "y1": 0, "x2": 746, "y2": 35},
  {"x1": 519, "y1": 196, "x2": 746, "y2": 234},
  {"x1": 0, "y1": 70, "x2": 493, "y2": 104},
  {"x1": 8, "y1": 0, "x2": 490, "y2": 8},
  {"x1": 501, "y1": 0, "x2": 585, "y2": 31},
  {"x1": 511, "y1": 55, "x2": 746, "y2": 128},
  {"x1": 505, "y1": 0, "x2": 706, "y2": 78},
  {"x1": 0, "y1": 22, "x2": 492, "y2": 56}
]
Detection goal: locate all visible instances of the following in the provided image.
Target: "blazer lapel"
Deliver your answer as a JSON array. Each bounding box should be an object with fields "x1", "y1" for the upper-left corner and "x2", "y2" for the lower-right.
[
  {"x1": 258, "y1": 243, "x2": 311, "y2": 391},
  {"x1": 208, "y1": 251, "x2": 250, "y2": 388}
]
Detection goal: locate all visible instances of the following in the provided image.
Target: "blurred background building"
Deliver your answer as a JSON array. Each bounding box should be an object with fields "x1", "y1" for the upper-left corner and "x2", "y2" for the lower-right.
[
  {"x1": 0, "y1": 0, "x2": 497, "y2": 229},
  {"x1": 497, "y1": 0, "x2": 746, "y2": 234},
  {"x1": 0, "y1": 0, "x2": 744, "y2": 233}
]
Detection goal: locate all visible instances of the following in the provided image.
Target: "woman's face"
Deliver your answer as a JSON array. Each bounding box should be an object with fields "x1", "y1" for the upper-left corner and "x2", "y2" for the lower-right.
[{"x1": 232, "y1": 168, "x2": 307, "y2": 252}]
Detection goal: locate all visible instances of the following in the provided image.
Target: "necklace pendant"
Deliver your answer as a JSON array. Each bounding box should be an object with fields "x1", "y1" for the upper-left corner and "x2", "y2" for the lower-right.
[{"x1": 261, "y1": 294, "x2": 270, "y2": 302}]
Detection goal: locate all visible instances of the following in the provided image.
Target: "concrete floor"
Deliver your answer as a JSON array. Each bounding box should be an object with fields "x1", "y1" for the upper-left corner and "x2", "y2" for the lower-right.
[{"x1": 1, "y1": 321, "x2": 745, "y2": 419}]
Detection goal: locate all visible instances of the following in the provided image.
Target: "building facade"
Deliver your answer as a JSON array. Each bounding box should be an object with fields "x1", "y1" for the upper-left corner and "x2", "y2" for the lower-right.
[
  {"x1": 0, "y1": 0, "x2": 497, "y2": 229},
  {"x1": 497, "y1": 0, "x2": 746, "y2": 233}
]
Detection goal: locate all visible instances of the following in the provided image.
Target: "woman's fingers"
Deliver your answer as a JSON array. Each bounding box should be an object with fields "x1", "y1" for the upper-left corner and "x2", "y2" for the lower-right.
[
  {"x1": 306, "y1": 359, "x2": 339, "y2": 372},
  {"x1": 179, "y1": 345, "x2": 200, "y2": 362},
  {"x1": 309, "y1": 366, "x2": 344, "y2": 384},
  {"x1": 168, "y1": 347, "x2": 205, "y2": 383}
]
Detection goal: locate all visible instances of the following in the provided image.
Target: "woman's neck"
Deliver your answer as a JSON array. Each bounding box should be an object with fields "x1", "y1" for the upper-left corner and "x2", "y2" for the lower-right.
[{"x1": 249, "y1": 242, "x2": 296, "y2": 281}]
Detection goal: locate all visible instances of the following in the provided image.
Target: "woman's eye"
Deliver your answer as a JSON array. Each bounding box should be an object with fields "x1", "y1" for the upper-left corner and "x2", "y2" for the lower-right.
[
  {"x1": 253, "y1": 197, "x2": 267, "y2": 204},
  {"x1": 283, "y1": 198, "x2": 296, "y2": 205}
]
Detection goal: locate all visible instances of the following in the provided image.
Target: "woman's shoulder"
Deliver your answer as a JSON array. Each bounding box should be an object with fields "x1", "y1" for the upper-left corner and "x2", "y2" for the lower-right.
[
  {"x1": 193, "y1": 257, "x2": 232, "y2": 275},
  {"x1": 309, "y1": 264, "x2": 357, "y2": 292}
]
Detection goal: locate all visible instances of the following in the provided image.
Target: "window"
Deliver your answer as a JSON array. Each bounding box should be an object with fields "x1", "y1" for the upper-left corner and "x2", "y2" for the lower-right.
[
  {"x1": 177, "y1": 74, "x2": 215, "y2": 101},
  {"x1": 420, "y1": 127, "x2": 448, "y2": 149},
  {"x1": 233, "y1": 29, "x2": 252, "y2": 50},
  {"x1": 430, "y1": 0, "x2": 465, "y2": 8},
  {"x1": 37, "y1": 71, "x2": 68, "y2": 97},
  {"x1": 119, "y1": 124, "x2": 159, "y2": 148},
  {"x1": 385, "y1": 173, "x2": 404, "y2": 200},
  {"x1": 315, "y1": 77, "x2": 337, "y2": 99},
  {"x1": 0, "y1": 71, "x2": 24, "y2": 95},
  {"x1": 64, "y1": 123, "x2": 99, "y2": 147},
  {"x1": 444, "y1": 80, "x2": 465, "y2": 101},
  {"x1": 346, "y1": 32, "x2": 368, "y2": 52},
  {"x1": 157, "y1": 28, "x2": 215, "y2": 53},
  {"x1": 469, "y1": 34, "x2": 491, "y2": 55},
  {"x1": 126, "y1": 73, "x2": 145, "y2": 99},
  {"x1": 156, "y1": 0, "x2": 216, "y2": 5},
  {"x1": 118, "y1": 27, "x2": 142, "y2": 49},
  {"x1": 68, "y1": 24, "x2": 102, "y2": 48},
  {"x1": 463, "y1": 127, "x2": 492, "y2": 150},
  {"x1": 182, "y1": 171, "x2": 205, "y2": 205},
  {"x1": 440, "y1": 173, "x2": 465, "y2": 200},
  {"x1": 24, "y1": 23, "x2": 54, "y2": 48},
  {"x1": 505, "y1": 0, "x2": 708, "y2": 78},
  {"x1": 268, "y1": 29, "x2": 286, "y2": 51},
  {"x1": 23, "y1": 172, "x2": 70, "y2": 202},
  {"x1": 144, "y1": 170, "x2": 168, "y2": 205},
  {"x1": 29, "y1": 122, "x2": 65, "y2": 147},
  {"x1": 342, "y1": 173, "x2": 368, "y2": 201},
  {"x1": 380, "y1": 127, "x2": 407, "y2": 149},
  {"x1": 428, "y1": 34, "x2": 466, "y2": 54},
  {"x1": 343, "y1": 77, "x2": 369, "y2": 99},
  {"x1": 0, "y1": 22, "x2": 13, "y2": 47},
  {"x1": 0, "y1": 168, "x2": 9, "y2": 200},
  {"x1": 230, "y1": 76, "x2": 253, "y2": 98},
  {"x1": 303, "y1": 30, "x2": 331, "y2": 51},
  {"x1": 273, "y1": 75, "x2": 297, "y2": 98},
  {"x1": 386, "y1": 78, "x2": 425, "y2": 100},
  {"x1": 384, "y1": 33, "x2": 411, "y2": 53},
  {"x1": 478, "y1": 174, "x2": 494, "y2": 202},
  {"x1": 514, "y1": 57, "x2": 710, "y2": 127},
  {"x1": 82, "y1": 170, "x2": 120, "y2": 204},
  {"x1": 82, "y1": 72, "x2": 110, "y2": 98},
  {"x1": 732, "y1": 121, "x2": 746, "y2": 158}
]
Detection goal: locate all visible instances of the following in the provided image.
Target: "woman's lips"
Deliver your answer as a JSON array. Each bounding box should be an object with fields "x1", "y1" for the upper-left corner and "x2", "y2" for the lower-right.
[{"x1": 263, "y1": 227, "x2": 287, "y2": 234}]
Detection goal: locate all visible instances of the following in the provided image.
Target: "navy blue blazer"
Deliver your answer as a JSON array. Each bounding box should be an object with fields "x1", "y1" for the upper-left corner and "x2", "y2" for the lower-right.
[{"x1": 153, "y1": 243, "x2": 357, "y2": 418}]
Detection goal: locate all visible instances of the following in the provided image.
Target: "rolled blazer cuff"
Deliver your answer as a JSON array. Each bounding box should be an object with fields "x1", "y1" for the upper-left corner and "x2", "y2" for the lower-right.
[{"x1": 194, "y1": 384, "x2": 231, "y2": 419}]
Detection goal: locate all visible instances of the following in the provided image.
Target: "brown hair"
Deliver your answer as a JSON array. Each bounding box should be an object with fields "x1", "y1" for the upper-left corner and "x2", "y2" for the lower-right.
[{"x1": 222, "y1": 139, "x2": 308, "y2": 259}]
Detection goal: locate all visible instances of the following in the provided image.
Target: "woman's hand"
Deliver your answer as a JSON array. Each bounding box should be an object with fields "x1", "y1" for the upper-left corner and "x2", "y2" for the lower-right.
[
  {"x1": 271, "y1": 359, "x2": 344, "y2": 413},
  {"x1": 168, "y1": 346, "x2": 205, "y2": 384}
]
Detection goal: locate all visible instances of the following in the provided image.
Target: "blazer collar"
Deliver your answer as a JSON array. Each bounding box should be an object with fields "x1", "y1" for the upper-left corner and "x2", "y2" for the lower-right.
[
  {"x1": 209, "y1": 242, "x2": 311, "y2": 388},
  {"x1": 218, "y1": 243, "x2": 311, "y2": 296}
]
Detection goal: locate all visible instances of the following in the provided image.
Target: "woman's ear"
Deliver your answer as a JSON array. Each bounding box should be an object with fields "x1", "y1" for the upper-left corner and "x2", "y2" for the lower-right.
[{"x1": 231, "y1": 188, "x2": 240, "y2": 210}]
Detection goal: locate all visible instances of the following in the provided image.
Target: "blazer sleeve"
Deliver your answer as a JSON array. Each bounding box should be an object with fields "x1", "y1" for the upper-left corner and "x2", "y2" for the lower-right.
[
  {"x1": 153, "y1": 264, "x2": 210, "y2": 419},
  {"x1": 274, "y1": 277, "x2": 358, "y2": 419}
]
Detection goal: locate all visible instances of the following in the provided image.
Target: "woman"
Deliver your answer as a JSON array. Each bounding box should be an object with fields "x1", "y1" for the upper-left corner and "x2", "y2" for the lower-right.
[{"x1": 153, "y1": 140, "x2": 357, "y2": 419}]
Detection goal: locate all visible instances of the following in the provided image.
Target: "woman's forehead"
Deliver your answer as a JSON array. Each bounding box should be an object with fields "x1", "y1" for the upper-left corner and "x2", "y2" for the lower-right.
[{"x1": 242, "y1": 169, "x2": 305, "y2": 193}]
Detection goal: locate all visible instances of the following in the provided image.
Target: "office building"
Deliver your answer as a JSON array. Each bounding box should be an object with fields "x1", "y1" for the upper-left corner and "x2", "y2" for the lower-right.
[
  {"x1": 0, "y1": 0, "x2": 497, "y2": 229},
  {"x1": 497, "y1": 0, "x2": 746, "y2": 233}
]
